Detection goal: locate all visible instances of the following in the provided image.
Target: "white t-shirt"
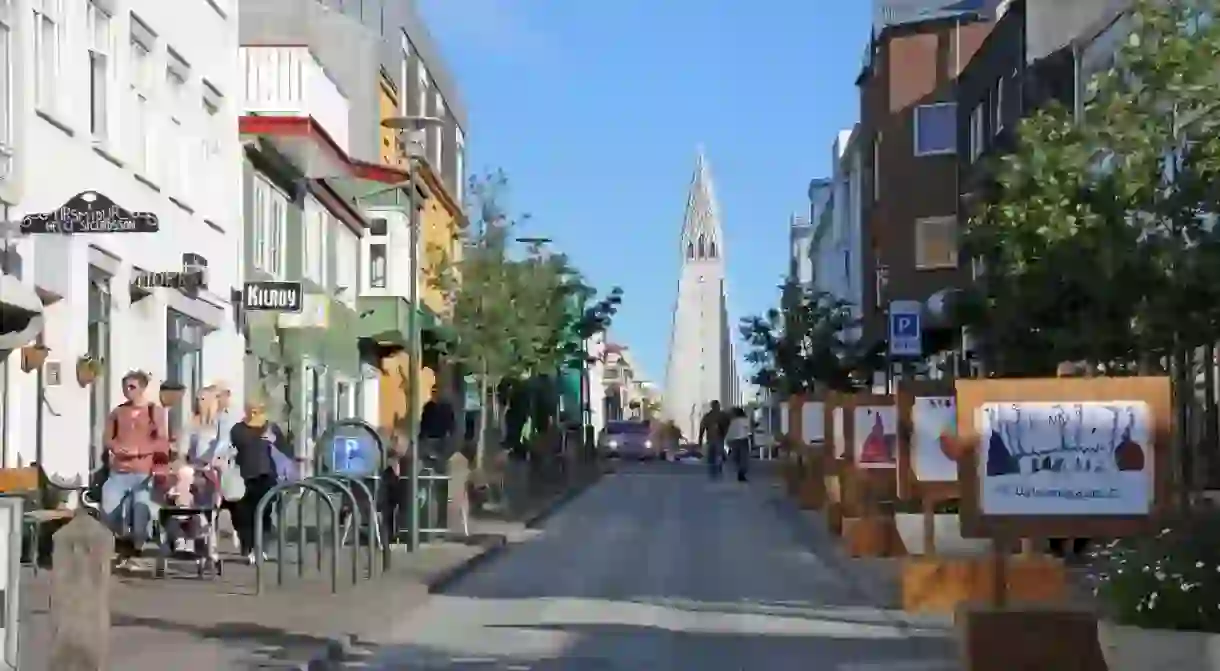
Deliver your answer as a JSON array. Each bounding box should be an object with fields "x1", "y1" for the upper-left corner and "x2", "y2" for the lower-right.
[{"x1": 726, "y1": 417, "x2": 751, "y2": 441}]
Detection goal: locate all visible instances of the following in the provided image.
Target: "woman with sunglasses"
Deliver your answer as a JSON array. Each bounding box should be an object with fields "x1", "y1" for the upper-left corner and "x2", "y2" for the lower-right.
[{"x1": 102, "y1": 371, "x2": 170, "y2": 570}]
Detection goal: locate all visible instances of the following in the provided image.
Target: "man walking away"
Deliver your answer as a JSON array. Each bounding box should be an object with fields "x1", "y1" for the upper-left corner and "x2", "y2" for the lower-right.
[
  {"x1": 419, "y1": 387, "x2": 456, "y2": 461},
  {"x1": 698, "y1": 401, "x2": 731, "y2": 480},
  {"x1": 103, "y1": 371, "x2": 170, "y2": 570},
  {"x1": 726, "y1": 407, "x2": 752, "y2": 482}
]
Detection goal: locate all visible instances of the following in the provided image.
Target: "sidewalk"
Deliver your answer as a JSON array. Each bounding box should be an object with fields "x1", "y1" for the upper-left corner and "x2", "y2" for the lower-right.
[{"x1": 17, "y1": 464, "x2": 606, "y2": 670}]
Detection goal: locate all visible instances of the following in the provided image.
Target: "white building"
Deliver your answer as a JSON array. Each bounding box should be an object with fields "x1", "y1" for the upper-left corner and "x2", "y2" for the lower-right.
[
  {"x1": 0, "y1": 0, "x2": 243, "y2": 479},
  {"x1": 816, "y1": 126, "x2": 865, "y2": 344},
  {"x1": 585, "y1": 331, "x2": 607, "y2": 437},
  {"x1": 788, "y1": 213, "x2": 813, "y2": 286},
  {"x1": 662, "y1": 149, "x2": 741, "y2": 440}
]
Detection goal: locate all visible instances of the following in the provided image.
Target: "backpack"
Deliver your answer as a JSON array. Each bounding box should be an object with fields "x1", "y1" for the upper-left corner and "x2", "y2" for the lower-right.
[{"x1": 109, "y1": 403, "x2": 158, "y2": 442}]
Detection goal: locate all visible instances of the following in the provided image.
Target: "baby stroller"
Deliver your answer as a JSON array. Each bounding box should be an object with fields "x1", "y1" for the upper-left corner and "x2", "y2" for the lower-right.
[{"x1": 154, "y1": 464, "x2": 223, "y2": 578}]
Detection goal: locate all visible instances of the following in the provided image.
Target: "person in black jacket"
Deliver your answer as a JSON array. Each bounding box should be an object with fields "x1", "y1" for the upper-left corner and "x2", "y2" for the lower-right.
[
  {"x1": 419, "y1": 388, "x2": 456, "y2": 461},
  {"x1": 229, "y1": 400, "x2": 285, "y2": 563}
]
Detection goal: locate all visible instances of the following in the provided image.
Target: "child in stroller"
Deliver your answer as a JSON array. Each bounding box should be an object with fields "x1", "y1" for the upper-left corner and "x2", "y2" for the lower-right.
[{"x1": 154, "y1": 460, "x2": 223, "y2": 577}]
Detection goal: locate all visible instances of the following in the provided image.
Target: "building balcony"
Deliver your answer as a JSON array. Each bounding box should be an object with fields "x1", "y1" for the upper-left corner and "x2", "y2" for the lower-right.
[{"x1": 240, "y1": 46, "x2": 353, "y2": 176}]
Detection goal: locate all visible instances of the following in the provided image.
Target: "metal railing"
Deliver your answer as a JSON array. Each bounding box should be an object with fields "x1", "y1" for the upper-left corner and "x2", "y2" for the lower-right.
[
  {"x1": 309, "y1": 474, "x2": 379, "y2": 581},
  {"x1": 254, "y1": 480, "x2": 339, "y2": 595}
]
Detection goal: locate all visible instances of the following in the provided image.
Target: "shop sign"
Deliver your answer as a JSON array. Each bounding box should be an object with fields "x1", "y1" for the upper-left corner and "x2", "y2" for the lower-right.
[
  {"x1": 20, "y1": 191, "x2": 159, "y2": 234},
  {"x1": 132, "y1": 268, "x2": 207, "y2": 296},
  {"x1": 242, "y1": 281, "x2": 302, "y2": 313}
]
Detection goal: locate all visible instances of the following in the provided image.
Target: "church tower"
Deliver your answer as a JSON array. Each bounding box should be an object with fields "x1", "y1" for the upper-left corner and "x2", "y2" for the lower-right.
[{"x1": 663, "y1": 149, "x2": 741, "y2": 441}]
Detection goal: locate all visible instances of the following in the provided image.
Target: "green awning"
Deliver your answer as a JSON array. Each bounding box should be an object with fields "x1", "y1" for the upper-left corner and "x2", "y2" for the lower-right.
[{"x1": 356, "y1": 295, "x2": 446, "y2": 348}]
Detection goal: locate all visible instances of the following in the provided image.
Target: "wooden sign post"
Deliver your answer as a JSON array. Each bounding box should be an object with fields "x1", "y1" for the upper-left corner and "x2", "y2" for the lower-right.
[
  {"x1": 794, "y1": 395, "x2": 827, "y2": 510},
  {"x1": 896, "y1": 381, "x2": 960, "y2": 555},
  {"x1": 833, "y1": 393, "x2": 905, "y2": 557},
  {"x1": 953, "y1": 376, "x2": 1172, "y2": 671}
]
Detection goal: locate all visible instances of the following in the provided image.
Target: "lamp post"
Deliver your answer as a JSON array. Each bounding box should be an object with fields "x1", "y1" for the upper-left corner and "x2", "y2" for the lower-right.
[{"x1": 361, "y1": 115, "x2": 443, "y2": 553}]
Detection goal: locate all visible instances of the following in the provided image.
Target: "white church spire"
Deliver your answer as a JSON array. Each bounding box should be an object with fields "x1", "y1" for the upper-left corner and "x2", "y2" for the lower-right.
[
  {"x1": 664, "y1": 148, "x2": 741, "y2": 440},
  {"x1": 680, "y1": 147, "x2": 723, "y2": 263}
]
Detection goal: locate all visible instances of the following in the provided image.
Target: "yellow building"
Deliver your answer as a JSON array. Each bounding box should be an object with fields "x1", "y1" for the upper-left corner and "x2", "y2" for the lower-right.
[{"x1": 365, "y1": 65, "x2": 466, "y2": 443}]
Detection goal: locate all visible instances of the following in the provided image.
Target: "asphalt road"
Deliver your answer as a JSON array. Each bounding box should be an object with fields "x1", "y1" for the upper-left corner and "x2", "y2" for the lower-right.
[{"x1": 349, "y1": 462, "x2": 959, "y2": 670}]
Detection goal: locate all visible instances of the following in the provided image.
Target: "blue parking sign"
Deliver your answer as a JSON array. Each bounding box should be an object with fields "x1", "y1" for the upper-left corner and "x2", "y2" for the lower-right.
[{"x1": 888, "y1": 300, "x2": 922, "y2": 357}]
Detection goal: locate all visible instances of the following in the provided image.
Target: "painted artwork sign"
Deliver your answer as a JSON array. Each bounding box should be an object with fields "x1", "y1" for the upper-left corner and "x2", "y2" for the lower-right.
[
  {"x1": 854, "y1": 405, "x2": 897, "y2": 468},
  {"x1": 977, "y1": 402, "x2": 1152, "y2": 516},
  {"x1": 801, "y1": 401, "x2": 825, "y2": 443},
  {"x1": 833, "y1": 407, "x2": 846, "y2": 458},
  {"x1": 913, "y1": 396, "x2": 957, "y2": 482}
]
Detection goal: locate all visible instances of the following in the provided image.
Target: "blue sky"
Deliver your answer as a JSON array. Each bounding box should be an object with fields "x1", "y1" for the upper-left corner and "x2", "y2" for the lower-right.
[{"x1": 418, "y1": 0, "x2": 872, "y2": 384}]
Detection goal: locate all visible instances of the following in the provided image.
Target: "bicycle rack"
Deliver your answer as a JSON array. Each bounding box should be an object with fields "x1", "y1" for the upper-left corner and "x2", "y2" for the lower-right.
[
  {"x1": 254, "y1": 480, "x2": 340, "y2": 595},
  {"x1": 307, "y1": 475, "x2": 379, "y2": 583}
]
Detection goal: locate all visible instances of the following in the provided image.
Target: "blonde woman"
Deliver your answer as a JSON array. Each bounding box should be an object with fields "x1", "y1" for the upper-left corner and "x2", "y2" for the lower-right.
[{"x1": 164, "y1": 387, "x2": 229, "y2": 551}]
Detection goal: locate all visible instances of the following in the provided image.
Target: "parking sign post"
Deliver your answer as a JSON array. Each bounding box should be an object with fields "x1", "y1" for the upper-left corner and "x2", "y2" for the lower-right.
[{"x1": 888, "y1": 300, "x2": 923, "y2": 358}]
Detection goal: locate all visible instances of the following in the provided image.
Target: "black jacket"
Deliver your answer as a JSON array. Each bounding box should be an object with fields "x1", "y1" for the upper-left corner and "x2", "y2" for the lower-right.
[
  {"x1": 230, "y1": 421, "x2": 286, "y2": 479},
  {"x1": 419, "y1": 400, "x2": 455, "y2": 439}
]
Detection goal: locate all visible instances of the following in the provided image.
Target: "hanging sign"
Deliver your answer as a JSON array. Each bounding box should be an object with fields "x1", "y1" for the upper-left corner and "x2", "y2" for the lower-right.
[
  {"x1": 242, "y1": 281, "x2": 303, "y2": 313},
  {"x1": 20, "y1": 191, "x2": 159, "y2": 234}
]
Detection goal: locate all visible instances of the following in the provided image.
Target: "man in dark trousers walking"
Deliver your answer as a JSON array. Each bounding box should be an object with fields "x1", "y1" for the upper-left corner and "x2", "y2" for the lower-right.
[{"x1": 698, "y1": 400, "x2": 731, "y2": 480}]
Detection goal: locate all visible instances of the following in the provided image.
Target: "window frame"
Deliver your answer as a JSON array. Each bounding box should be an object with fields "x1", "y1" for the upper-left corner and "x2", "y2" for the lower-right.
[
  {"x1": 164, "y1": 51, "x2": 191, "y2": 201},
  {"x1": 913, "y1": 102, "x2": 958, "y2": 156},
  {"x1": 969, "y1": 103, "x2": 984, "y2": 161},
  {"x1": 302, "y1": 195, "x2": 328, "y2": 286},
  {"x1": 914, "y1": 216, "x2": 959, "y2": 270},
  {"x1": 369, "y1": 242, "x2": 387, "y2": 289},
  {"x1": 32, "y1": 0, "x2": 63, "y2": 114},
  {"x1": 994, "y1": 77, "x2": 1005, "y2": 134},
  {"x1": 87, "y1": 270, "x2": 112, "y2": 469},
  {"x1": 128, "y1": 22, "x2": 155, "y2": 175},
  {"x1": 165, "y1": 310, "x2": 205, "y2": 441},
  {"x1": 0, "y1": 0, "x2": 13, "y2": 167},
  {"x1": 86, "y1": 0, "x2": 113, "y2": 143},
  {"x1": 252, "y1": 173, "x2": 289, "y2": 279},
  {"x1": 332, "y1": 219, "x2": 359, "y2": 306}
]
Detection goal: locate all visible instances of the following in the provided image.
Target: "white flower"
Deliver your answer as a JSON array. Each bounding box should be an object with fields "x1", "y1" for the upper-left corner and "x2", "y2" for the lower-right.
[{"x1": 1197, "y1": 561, "x2": 1206, "y2": 569}]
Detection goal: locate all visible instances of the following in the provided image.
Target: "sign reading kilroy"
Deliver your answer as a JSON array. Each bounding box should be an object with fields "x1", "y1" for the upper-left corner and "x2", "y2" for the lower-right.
[{"x1": 242, "y1": 281, "x2": 303, "y2": 313}]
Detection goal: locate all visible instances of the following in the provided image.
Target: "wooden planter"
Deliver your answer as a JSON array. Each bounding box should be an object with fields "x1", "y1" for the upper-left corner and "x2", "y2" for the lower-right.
[
  {"x1": 20, "y1": 344, "x2": 50, "y2": 372},
  {"x1": 75, "y1": 357, "x2": 101, "y2": 387},
  {"x1": 159, "y1": 384, "x2": 186, "y2": 407}
]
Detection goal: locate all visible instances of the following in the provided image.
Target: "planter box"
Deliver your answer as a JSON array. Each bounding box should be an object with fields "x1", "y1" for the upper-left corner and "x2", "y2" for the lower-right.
[
  {"x1": 1099, "y1": 623, "x2": 1220, "y2": 671},
  {"x1": 902, "y1": 554, "x2": 1067, "y2": 614}
]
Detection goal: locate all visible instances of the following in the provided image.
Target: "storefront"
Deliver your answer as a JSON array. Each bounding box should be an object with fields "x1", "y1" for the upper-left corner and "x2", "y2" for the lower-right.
[{"x1": 0, "y1": 271, "x2": 46, "y2": 466}]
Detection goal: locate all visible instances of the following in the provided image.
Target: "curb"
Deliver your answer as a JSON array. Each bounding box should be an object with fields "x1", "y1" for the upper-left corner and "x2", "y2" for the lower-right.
[
  {"x1": 523, "y1": 468, "x2": 605, "y2": 529},
  {"x1": 424, "y1": 534, "x2": 509, "y2": 594}
]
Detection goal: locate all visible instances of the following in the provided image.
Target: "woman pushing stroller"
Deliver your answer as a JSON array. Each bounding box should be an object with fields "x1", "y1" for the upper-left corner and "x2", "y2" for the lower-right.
[{"x1": 161, "y1": 386, "x2": 237, "y2": 562}]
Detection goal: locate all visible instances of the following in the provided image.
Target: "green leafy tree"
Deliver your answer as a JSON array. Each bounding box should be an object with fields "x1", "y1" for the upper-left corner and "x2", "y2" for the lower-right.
[
  {"x1": 739, "y1": 279, "x2": 876, "y2": 394},
  {"x1": 960, "y1": 0, "x2": 1220, "y2": 377}
]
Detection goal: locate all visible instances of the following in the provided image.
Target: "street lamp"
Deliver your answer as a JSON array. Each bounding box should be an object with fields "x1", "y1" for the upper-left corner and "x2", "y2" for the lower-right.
[{"x1": 367, "y1": 115, "x2": 443, "y2": 554}]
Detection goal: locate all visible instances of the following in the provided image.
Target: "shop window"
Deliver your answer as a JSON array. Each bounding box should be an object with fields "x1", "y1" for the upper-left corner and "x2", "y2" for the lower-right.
[
  {"x1": 165, "y1": 309, "x2": 203, "y2": 439},
  {"x1": 335, "y1": 379, "x2": 353, "y2": 420},
  {"x1": 87, "y1": 270, "x2": 112, "y2": 467}
]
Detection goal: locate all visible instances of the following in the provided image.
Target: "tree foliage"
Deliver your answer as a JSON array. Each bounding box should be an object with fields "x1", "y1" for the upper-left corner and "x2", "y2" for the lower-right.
[
  {"x1": 739, "y1": 279, "x2": 877, "y2": 394},
  {"x1": 960, "y1": 0, "x2": 1220, "y2": 375},
  {"x1": 428, "y1": 170, "x2": 623, "y2": 459}
]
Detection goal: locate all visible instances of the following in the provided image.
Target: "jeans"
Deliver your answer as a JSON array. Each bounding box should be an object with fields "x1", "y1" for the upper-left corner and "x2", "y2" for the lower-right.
[
  {"x1": 730, "y1": 439, "x2": 750, "y2": 480},
  {"x1": 101, "y1": 471, "x2": 157, "y2": 550}
]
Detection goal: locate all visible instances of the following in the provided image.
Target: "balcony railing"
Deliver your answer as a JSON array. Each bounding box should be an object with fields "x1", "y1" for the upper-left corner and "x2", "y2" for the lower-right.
[{"x1": 240, "y1": 46, "x2": 350, "y2": 154}]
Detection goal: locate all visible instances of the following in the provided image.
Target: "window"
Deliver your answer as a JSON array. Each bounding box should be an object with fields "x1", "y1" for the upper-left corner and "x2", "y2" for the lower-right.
[
  {"x1": 431, "y1": 92, "x2": 444, "y2": 171},
  {"x1": 87, "y1": 1, "x2": 112, "y2": 142},
  {"x1": 369, "y1": 243, "x2": 386, "y2": 288},
  {"x1": 201, "y1": 93, "x2": 221, "y2": 209},
  {"x1": 166, "y1": 310, "x2": 204, "y2": 440},
  {"x1": 303, "y1": 365, "x2": 321, "y2": 444},
  {"x1": 33, "y1": 0, "x2": 62, "y2": 113},
  {"x1": 251, "y1": 173, "x2": 288, "y2": 278},
  {"x1": 335, "y1": 380, "x2": 353, "y2": 420},
  {"x1": 994, "y1": 78, "x2": 1004, "y2": 134},
  {"x1": 913, "y1": 103, "x2": 957, "y2": 156},
  {"x1": 334, "y1": 221, "x2": 359, "y2": 305},
  {"x1": 416, "y1": 62, "x2": 428, "y2": 119},
  {"x1": 686, "y1": 242, "x2": 693, "y2": 259},
  {"x1": 455, "y1": 127, "x2": 465, "y2": 204},
  {"x1": 127, "y1": 22, "x2": 155, "y2": 174},
  {"x1": 697, "y1": 234, "x2": 705, "y2": 258},
  {"x1": 87, "y1": 271, "x2": 111, "y2": 468},
  {"x1": 0, "y1": 0, "x2": 13, "y2": 167},
  {"x1": 165, "y1": 52, "x2": 190, "y2": 199},
  {"x1": 872, "y1": 133, "x2": 881, "y2": 200},
  {"x1": 708, "y1": 241, "x2": 717, "y2": 258},
  {"x1": 302, "y1": 196, "x2": 328, "y2": 286},
  {"x1": 914, "y1": 216, "x2": 958, "y2": 269},
  {"x1": 399, "y1": 34, "x2": 410, "y2": 114},
  {"x1": 969, "y1": 103, "x2": 984, "y2": 161}
]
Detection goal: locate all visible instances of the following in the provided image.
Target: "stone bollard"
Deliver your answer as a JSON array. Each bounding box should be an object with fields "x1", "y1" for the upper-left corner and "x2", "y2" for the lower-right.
[
  {"x1": 48, "y1": 512, "x2": 113, "y2": 671},
  {"x1": 447, "y1": 453, "x2": 470, "y2": 535}
]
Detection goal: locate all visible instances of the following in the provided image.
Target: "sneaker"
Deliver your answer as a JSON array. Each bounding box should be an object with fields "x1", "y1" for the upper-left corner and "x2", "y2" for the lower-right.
[{"x1": 245, "y1": 551, "x2": 269, "y2": 565}]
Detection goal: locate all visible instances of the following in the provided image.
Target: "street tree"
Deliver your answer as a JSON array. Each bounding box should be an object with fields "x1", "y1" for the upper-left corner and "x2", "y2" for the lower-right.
[
  {"x1": 739, "y1": 279, "x2": 875, "y2": 394},
  {"x1": 960, "y1": 0, "x2": 1220, "y2": 376}
]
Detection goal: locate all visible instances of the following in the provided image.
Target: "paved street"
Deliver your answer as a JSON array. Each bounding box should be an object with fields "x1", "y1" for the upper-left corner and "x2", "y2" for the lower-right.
[{"x1": 349, "y1": 463, "x2": 958, "y2": 670}]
